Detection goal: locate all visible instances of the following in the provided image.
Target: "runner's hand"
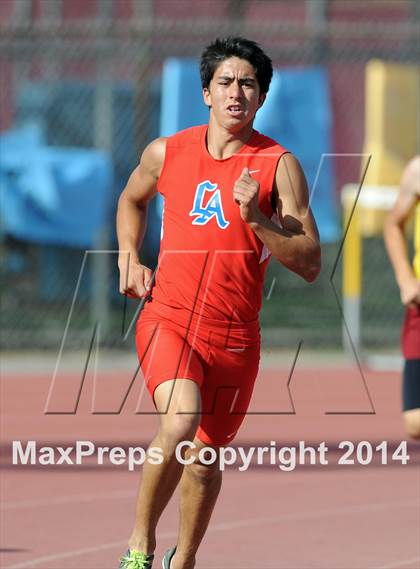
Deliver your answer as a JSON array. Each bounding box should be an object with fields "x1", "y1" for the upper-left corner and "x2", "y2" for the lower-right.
[
  {"x1": 400, "y1": 276, "x2": 420, "y2": 307},
  {"x1": 118, "y1": 255, "x2": 153, "y2": 299},
  {"x1": 233, "y1": 167, "x2": 263, "y2": 224}
]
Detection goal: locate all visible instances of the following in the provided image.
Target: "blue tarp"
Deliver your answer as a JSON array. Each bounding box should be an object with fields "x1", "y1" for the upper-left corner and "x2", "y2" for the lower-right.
[
  {"x1": 0, "y1": 123, "x2": 113, "y2": 248},
  {"x1": 159, "y1": 58, "x2": 339, "y2": 242},
  {"x1": 14, "y1": 79, "x2": 161, "y2": 261}
]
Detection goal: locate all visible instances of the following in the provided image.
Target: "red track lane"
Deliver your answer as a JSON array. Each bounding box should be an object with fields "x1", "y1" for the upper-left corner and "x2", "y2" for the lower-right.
[{"x1": 1, "y1": 366, "x2": 419, "y2": 568}]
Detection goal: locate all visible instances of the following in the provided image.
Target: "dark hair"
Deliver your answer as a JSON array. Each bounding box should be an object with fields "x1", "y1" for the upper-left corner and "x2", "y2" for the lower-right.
[{"x1": 200, "y1": 37, "x2": 273, "y2": 95}]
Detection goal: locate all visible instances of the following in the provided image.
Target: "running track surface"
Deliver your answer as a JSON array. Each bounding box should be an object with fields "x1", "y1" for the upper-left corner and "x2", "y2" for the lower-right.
[{"x1": 1, "y1": 353, "x2": 419, "y2": 569}]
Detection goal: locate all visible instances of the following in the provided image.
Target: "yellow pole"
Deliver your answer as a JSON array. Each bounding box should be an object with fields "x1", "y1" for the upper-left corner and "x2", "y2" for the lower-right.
[
  {"x1": 343, "y1": 200, "x2": 361, "y2": 299},
  {"x1": 342, "y1": 191, "x2": 362, "y2": 352}
]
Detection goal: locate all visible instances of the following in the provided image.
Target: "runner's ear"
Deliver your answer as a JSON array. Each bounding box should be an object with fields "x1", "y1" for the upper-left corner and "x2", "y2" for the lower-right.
[
  {"x1": 203, "y1": 87, "x2": 211, "y2": 109},
  {"x1": 257, "y1": 93, "x2": 266, "y2": 109}
]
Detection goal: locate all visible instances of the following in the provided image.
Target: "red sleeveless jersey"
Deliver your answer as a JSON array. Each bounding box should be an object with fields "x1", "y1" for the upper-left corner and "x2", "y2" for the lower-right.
[{"x1": 150, "y1": 125, "x2": 288, "y2": 323}]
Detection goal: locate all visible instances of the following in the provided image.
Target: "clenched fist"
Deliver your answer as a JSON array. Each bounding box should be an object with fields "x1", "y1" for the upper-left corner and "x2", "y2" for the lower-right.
[
  {"x1": 233, "y1": 167, "x2": 263, "y2": 224},
  {"x1": 400, "y1": 276, "x2": 420, "y2": 307},
  {"x1": 118, "y1": 253, "x2": 153, "y2": 299}
]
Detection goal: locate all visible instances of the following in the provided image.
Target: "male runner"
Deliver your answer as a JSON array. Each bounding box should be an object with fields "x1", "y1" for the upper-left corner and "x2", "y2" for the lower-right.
[
  {"x1": 117, "y1": 37, "x2": 321, "y2": 569},
  {"x1": 384, "y1": 156, "x2": 420, "y2": 440}
]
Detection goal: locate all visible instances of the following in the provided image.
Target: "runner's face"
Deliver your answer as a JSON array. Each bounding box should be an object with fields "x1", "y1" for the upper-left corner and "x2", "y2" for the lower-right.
[{"x1": 203, "y1": 57, "x2": 265, "y2": 132}]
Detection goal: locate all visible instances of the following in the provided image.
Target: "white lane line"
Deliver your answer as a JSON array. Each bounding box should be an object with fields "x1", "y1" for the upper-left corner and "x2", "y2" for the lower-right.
[
  {"x1": 4, "y1": 538, "x2": 152, "y2": 569},
  {"x1": 4, "y1": 499, "x2": 417, "y2": 568},
  {"x1": 1, "y1": 490, "x2": 136, "y2": 510},
  {"x1": 0, "y1": 477, "x2": 296, "y2": 511},
  {"x1": 375, "y1": 556, "x2": 420, "y2": 569},
  {"x1": 197, "y1": 499, "x2": 415, "y2": 531},
  {"x1": 374, "y1": 556, "x2": 420, "y2": 569},
  {"x1": 3, "y1": 470, "x2": 320, "y2": 512}
]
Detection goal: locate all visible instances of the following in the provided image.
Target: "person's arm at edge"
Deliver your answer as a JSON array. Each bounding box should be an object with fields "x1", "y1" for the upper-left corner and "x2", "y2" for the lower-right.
[
  {"x1": 383, "y1": 156, "x2": 420, "y2": 307},
  {"x1": 246, "y1": 153, "x2": 321, "y2": 282},
  {"x1": 116, "y1": 137, "x2": 166, "y2": 298}
]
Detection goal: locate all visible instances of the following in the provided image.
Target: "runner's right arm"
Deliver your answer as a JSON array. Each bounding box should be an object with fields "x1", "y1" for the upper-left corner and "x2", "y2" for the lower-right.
[{"x1": 116, "y1": 137, "x2": 166, "y2": 298}]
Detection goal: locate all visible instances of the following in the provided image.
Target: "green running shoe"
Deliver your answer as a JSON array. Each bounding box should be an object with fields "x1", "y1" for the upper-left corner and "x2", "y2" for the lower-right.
[
  {"x1": 161, "y1": 547, "x2": 176, "y2": 569},
  {"x1": 118, "y1": 549, "x2": 154, "y2": 569}
]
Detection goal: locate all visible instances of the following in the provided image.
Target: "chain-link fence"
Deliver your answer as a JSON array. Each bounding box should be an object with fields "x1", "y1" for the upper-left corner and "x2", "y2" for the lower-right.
[{"x1": 1, "y1": 0, "x2": 418, "y2": 352}]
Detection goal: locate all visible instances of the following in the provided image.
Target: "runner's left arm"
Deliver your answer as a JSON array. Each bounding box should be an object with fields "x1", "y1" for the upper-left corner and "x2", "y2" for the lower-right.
[{"x1": 235, "y1": 153, "x2": 321, "y2": 282}]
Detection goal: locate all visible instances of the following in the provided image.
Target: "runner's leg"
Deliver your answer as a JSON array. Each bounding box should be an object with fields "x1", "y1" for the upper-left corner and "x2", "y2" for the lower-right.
[
  {"x1": 170, "y1": 437, "x2": 222, "y2": 569},
  {"x1": 128, "y1": 378, "x2": 201, "y2": 554}
]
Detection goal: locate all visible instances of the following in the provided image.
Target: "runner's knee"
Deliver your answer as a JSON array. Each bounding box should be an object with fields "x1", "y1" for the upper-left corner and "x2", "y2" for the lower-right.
[
  {"x1": 184, "y1": 446, "x2": 221, "y2": 484},
  {"x1": 403, "y1": 409, "x2": 420, "y2": 440},
  {"x1": 159, "y1": 414, "x2": 201, "y2": 450}
]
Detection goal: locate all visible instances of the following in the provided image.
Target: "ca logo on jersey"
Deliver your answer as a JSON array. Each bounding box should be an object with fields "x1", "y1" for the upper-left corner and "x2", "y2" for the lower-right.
[{"x1": 189, "y1": 180, "x2": 230, "y2": 229}]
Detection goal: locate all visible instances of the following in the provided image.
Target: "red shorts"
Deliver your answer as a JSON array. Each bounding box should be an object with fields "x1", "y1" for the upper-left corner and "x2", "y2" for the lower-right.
[
  {"x1": 135, "y1": 299, "x2": 261, "y2": 446},
  {"x1": 401, "y1": 305, "x2": 420, "y2": 359}
]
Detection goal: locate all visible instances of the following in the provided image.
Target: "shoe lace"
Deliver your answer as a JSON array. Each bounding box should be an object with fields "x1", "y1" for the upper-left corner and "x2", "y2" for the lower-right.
[{"x1": 119, "y1": 549, "x2": 153, "y2": 569}]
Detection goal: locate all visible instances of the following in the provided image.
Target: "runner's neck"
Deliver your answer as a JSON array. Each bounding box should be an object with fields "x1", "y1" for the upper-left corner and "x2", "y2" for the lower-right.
[{"x1": 205, "y1": 120, "x2": 255, "y2": 160}]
